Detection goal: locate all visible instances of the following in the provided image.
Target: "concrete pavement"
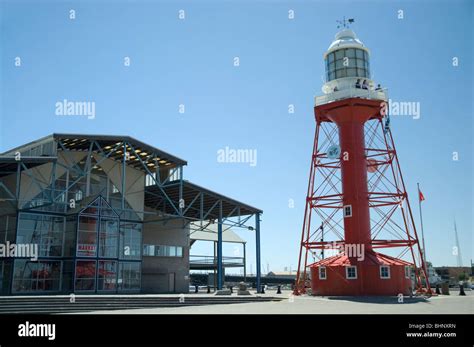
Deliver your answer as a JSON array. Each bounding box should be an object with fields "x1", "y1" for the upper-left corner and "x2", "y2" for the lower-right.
[{"x1": 81, "y1": 289, "x2": 474, "y2": 315}]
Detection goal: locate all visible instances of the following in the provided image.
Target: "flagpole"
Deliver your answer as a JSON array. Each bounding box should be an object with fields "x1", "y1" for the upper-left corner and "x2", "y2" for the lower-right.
[{"x1": 417, "y1": 183, "x2": 427, "y2": 267}]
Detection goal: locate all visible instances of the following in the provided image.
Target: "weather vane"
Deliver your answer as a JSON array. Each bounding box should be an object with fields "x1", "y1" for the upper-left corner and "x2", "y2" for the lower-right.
[{"x1": 336, "y1": 16, "x2": 355, "y2": 29}]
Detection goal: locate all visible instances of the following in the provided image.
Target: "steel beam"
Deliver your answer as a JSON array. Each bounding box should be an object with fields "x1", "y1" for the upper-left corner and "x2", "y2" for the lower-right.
[
  {"x1": 255, "y1": 212, "x2": 261, "y2": 293},
  {"x1": 217, "y1": 201, "x2": 223, "y2": 290}
]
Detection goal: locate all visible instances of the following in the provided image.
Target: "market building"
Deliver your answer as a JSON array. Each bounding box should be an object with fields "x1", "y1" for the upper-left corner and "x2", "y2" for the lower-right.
[{"x1": 0, "y1": 134, "x2": 262, "y2": 295}]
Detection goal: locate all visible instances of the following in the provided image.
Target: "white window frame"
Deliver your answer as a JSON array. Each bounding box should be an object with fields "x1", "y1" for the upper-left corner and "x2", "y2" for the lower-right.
[
  {"x1": 404, "y1": 265, "x2": 411, "y2": 279},
  {"x1": 319, "y1": 266, "x2": 327, "y2": 280},
  {"x1": 345, "y1": 265, "x2": 357, "y2": 279},
  {"x1": 343, "y1": 205, "x2": 352, "y2": 218},
  {"x1": 380, "y1": 265, "x2": 390, "y2": 279}
]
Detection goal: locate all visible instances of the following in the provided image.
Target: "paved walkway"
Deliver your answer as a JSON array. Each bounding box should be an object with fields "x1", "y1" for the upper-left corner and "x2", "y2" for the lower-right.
[{"x1": 83, "y1": 289, "x2": 474, "y2": 314}]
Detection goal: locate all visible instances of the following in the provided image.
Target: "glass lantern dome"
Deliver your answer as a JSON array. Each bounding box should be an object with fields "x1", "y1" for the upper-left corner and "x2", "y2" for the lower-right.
[{"x1": 323, "y1": 29, "x2": 371, "y2": 82}]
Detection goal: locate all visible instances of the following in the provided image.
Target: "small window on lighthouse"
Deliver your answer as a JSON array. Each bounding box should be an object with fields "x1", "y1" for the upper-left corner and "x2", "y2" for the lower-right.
[
  {"x1": 346, "y1": 266, "x2": 357, "y2": 279},
  {"x1": 380, "y1": 266, "x2": 390, "y2": 279},
  {"x1": 319, "y1": 266, "x2": 327, "y2": 280},
  {"x1": 343, "y1": 205, "x2": 352, "y2": 218}
]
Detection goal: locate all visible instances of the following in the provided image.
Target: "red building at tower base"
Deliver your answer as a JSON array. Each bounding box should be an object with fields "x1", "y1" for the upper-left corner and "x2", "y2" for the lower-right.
[{"x1": 310, "y1": 251, "x2": 412, "y2": 296}]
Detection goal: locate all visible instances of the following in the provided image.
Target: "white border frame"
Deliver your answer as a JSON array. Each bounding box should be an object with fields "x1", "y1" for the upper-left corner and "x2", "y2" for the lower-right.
[
  {"x1": 319, "y1": 266, "x2": 327, "y2": 280},
  {"x1": 380, "y1": 265, "x2": 390, "y2": 279},
  {"x1": 404, "y1": 265, "x2": 411, "y2": 279},
  {"x1": 343, "y1": 205, "x2": 352, "y2": 218},
  {"x1": 345, "y1": 265, "x2": 357, "y2": 279}
]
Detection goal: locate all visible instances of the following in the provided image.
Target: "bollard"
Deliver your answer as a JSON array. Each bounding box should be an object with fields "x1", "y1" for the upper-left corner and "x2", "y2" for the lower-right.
[
  {"x1": 207, "y1": 286, "x2": 211, "y2": 294},
  {"x1": 459, "y1": 284, "x2": 466, "y2": 296},
  {"x1": 194, "y1": 285, "x2": 199, "y2": 293},
  {"x1": 435, "y1": 284, "x2": 441, "y2": 295},
  {"x1": 277, "y1": 285, "x2": 282, "y2": 294},
  {"x1": 261, "y1": 285, "x2": 265, "y2": 294}
]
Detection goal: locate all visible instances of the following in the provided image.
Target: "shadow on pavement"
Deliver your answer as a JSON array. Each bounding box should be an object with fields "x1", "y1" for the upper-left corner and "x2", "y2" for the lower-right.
[{"x1": 324, "y1": 296, "x2": 430, "y2": 304}]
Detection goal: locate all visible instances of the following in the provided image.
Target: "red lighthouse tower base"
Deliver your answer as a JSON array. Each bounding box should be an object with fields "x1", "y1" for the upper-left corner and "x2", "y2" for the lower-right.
[
  {"x1": 310, "y1": 251, "x2": 412, "y2": 296},
  {"x1": 294, "y1": 98, "x2": 430, "y2": 296}
]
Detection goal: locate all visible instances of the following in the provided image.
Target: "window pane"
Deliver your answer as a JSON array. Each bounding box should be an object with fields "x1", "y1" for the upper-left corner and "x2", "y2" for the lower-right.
[
  {"x1": 346, "y1": 68, "x2": 357, "y2": 77},
  {"x1": 99, "y1": 218, "x2": 118, "y2": 258},
  {"x1": 145, "y1": 245, "x2": 154, "y2": 256},
  {"x1": 98, "y1": 232, "x2": 118, "y2": 258},
  {"x1": 77, "y1": 216, "x2": 98, "y2": 257},
  {"x1": 75, "y1": 261, "x2": 96, "y2": 291},
  {"x1": 335, "y1": 60, "x2": 344, "y2": 69},
  {"x1": 356, "y1": 49, "x2": 364, "y2": 59},
  {"x1": 346, "y1": 48, "x2": 356, "y2": 58},
  {"x1": 335, "y1": 50, "x2": 344, "y2": 59},
  {"x1": 101, "y1": 219, "x2": 118, "y2": 233},
  {"x1": 357, "y1": 68, "x2": 366, "y2": 77},
  {"x1": 346, "y1": 58, "x2": 356, "y2": 68},
  {"x1": 347, "y1": 267, "x2": 356, "y2": 278},
  {"x1": 98, "y1": 261, "x2": 117, "y2": 291},
  {"x1": 328, "y1": 52, "x2": 335, "y2": 63},
  {"x1": 120, "y1": 222, "x2": 142, "y2": 260}
]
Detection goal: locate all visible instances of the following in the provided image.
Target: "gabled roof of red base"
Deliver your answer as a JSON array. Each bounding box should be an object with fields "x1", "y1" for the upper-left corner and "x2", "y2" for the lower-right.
[{"x1": 309, "y1": 250, "x2": 412, "y2": 267}]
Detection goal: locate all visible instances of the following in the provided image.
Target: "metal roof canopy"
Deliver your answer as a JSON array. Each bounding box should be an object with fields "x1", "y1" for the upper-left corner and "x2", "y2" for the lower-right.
[
  {"x1": 1, "y1": 133, "x2": 187, "y2": 169},
  {"x1": 145, "y1": 181, "x2": 262, "y2": 220},
  {"x1": 190, "y1": 223, "x2": 246, "y2": 244},
  {"x1": 0, "y1": 156, "x2": 57, "y2": 178}
]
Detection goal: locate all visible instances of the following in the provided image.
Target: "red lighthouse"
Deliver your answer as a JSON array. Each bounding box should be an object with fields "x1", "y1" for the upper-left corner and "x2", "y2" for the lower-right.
[{"x1": 294, "y1": 27, "x2": 431, "y2": 296}]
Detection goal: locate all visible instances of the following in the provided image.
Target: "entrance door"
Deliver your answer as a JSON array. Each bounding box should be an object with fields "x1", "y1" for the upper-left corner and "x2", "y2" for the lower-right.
[{"x1": 168, "y1": 273, "x2": 175, "y2": 293}]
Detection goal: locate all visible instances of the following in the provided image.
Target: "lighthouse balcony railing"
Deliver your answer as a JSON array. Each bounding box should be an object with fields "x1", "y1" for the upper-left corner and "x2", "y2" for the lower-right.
[{"x1": 315, "y1": 87, "x2": 388, "y2": 106}]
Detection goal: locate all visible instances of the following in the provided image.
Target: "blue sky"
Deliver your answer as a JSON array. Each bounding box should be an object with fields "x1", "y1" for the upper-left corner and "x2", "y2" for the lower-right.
[{"x1": 1, "y1": 0, "x2": 472, "y2": 272}]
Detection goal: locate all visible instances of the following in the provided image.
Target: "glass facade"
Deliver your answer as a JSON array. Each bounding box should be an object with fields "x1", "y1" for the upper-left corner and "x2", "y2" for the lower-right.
[
  {"x1": 0, "y1": 139, "x2": 194, "y2": 296},
  {"x1": 21, "y1": 161, "x2": 141, "y2": 222},
  {"x1": 73, "y1": 196, "x2": 141, "y2": 293},
  {"x1": 325, "y1": 48, "x2": 370, "y2": 82},
  {"x1": 7, "y1": 196, "x2": 142, "y2": 294}
]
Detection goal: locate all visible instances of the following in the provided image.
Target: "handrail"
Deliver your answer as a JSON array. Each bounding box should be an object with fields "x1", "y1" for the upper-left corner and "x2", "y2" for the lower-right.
[{"x1": 190, "y1": 255, "x2": 244, "y2": 265}]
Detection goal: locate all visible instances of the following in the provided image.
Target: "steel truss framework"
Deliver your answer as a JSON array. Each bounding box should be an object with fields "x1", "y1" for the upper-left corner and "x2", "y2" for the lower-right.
[
  {"x1": 294, "y1": 113, "x2": 431, "y2": 295},
  {"x1": 0, "y1": 134, "x2": 262, "y2": 292}
]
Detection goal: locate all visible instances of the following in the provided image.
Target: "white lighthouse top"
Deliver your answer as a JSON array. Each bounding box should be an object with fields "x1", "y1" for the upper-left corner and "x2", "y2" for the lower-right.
[
  {"x1": 325, "y1": 29, "x2": 368, "y2": 58},
  {"x1": 316, "y1": 28, "x2": 388, "y2": 106}
]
